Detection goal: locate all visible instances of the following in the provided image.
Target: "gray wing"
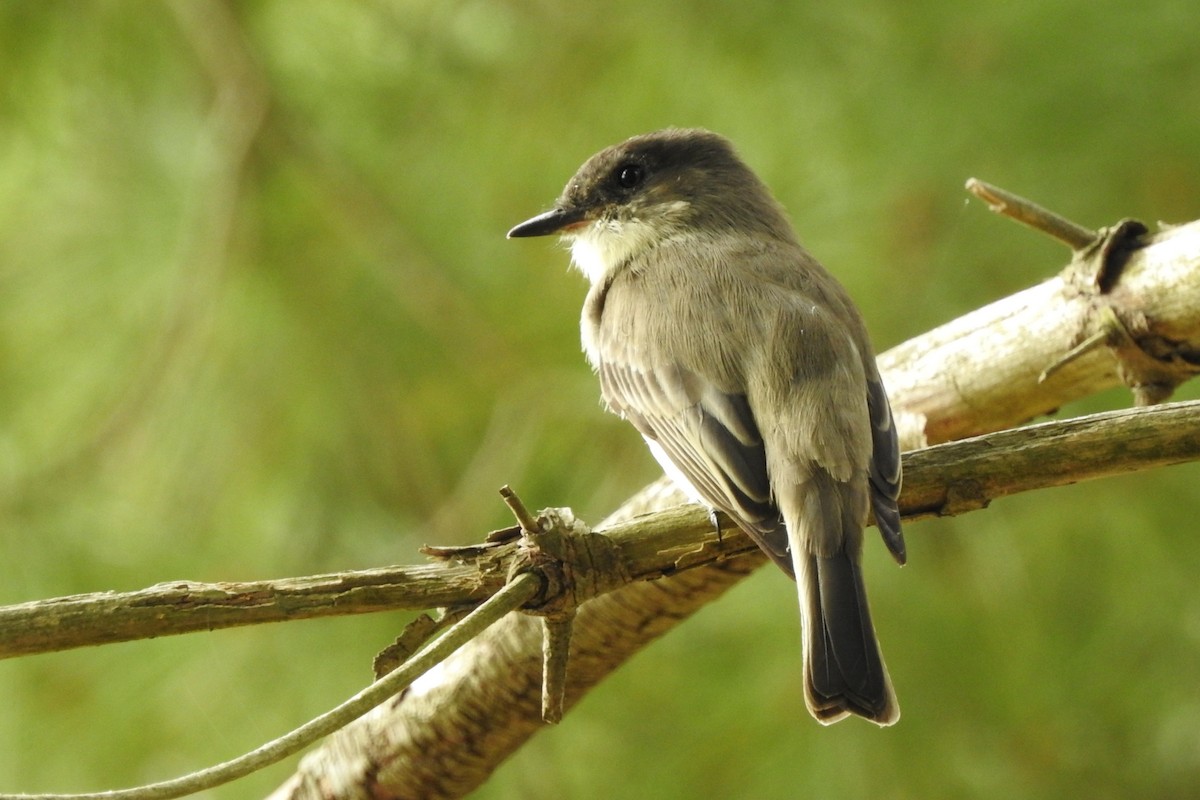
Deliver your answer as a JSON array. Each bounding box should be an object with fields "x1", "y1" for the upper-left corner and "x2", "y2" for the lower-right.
[
  {"x1": 598, "y1": 359, "x2": 796, "y2": 575},
  {"x1": 866, "y1": 374, "x2": 905, "y2": 564}
]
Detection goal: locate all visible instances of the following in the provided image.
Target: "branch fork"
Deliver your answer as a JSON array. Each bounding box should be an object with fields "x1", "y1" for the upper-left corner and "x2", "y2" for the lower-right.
[
  {"x1": 969, "y1": 179, "x2": 1198, "y2": 406},
  {"x1": 498, "y1": 485, "x2": 631, "y2": 723}
]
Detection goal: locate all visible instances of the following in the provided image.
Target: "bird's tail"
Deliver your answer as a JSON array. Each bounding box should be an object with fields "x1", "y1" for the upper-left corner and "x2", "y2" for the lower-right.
[{"x1": 795, "y1": 551, "x2": 899, "y2": 726}]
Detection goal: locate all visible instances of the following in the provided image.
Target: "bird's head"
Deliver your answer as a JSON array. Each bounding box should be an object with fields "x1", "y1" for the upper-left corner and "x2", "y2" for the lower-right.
[{"x1": 508, "y1": 128, "x2": 787, "y2": 284}]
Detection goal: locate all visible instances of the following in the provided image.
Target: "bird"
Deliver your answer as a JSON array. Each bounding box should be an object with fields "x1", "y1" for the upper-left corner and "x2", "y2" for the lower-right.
[{"x1": 507, "y1": 128, "x2": 904, "y2": 726}]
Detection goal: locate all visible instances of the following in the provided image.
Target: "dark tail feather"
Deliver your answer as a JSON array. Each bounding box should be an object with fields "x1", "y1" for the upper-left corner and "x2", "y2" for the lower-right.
[{"x1": 798, "y1": 552, "x2": 899, "y2": 726}]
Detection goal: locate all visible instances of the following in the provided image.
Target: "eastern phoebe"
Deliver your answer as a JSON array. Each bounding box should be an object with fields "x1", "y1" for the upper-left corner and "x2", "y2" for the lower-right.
[{"x1": 508, "y1": 128, "x2": 904, "y2": 726}]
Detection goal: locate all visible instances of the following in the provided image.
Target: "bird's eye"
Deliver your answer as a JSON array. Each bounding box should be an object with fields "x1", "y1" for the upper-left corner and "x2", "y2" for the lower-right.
[{"x1": 615, "y1": 162, "x2": 645, "y2": 190}]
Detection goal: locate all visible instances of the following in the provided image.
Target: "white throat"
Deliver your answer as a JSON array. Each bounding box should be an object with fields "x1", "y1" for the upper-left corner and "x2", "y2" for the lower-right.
[
  {"x1": 568, "y1": 220, "x2": 658, "y2": 285},
  {"x1": 567, "y1": 201, "x2": 691, "y2": 285}
]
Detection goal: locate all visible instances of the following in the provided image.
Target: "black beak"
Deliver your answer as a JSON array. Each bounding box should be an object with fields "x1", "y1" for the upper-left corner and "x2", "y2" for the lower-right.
[{"x1": 506, "y1": 206, "x2": 587, "y2": 238}]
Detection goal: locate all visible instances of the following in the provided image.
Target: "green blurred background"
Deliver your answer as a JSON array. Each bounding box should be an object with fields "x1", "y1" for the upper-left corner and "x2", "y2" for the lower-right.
[{"x1": 2, "y1": 1, "x2": 1199, "y2": 797}]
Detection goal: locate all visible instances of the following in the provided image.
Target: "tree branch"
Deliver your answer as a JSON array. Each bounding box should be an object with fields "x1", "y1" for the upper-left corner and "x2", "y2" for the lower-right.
[
  {"x1": 8, "y1": 398, "x2": 1199, "y2": 663},
  {"x1": 270, "y1": 202, "x2": 1200, "y2": 799},
  {"x1": 0, "y1": 563, "x2": 499, "y2": 661},
  {"x1": 965, "y1": 177, "x2": 1097, "y2": 249},
  {"x1": 0, "y1": 576, "x2": 543, "y2": 800},
  {"x1": 881, "y1": 217, "x2": 1200, "y2": 448},
  {"x1": 7, "y1": 187, "x2": 1200, "y2": 799}
]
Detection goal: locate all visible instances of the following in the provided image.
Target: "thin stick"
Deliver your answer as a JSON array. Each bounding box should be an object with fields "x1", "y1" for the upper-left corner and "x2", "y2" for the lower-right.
[
  {"x1": 499, "y1": 485, "x2": 542, "y2": 532},
  {"x1": 0, "y1": 562, "x2": 500, "y2": 661},
  {"x1": 0, "y1": 573, "x2": 543, "y2": 800},
  {"x1": 966, "y1": 178, "x2": 1097, "y2": 250}
]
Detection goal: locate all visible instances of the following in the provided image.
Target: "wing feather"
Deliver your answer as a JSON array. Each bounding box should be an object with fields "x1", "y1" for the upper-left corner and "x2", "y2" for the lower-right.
[
  {"x1": 865, "y1": 375, "x2": 905, "y2": 564},
  {"x1": 599, "y1": 360, "x2": 792, "y2": 572}
]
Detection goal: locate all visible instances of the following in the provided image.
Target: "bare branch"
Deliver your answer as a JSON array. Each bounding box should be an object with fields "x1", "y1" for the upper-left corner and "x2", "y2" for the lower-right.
[
  {"x1": 270, "y1": 207, "x2": 1200, "y2": 799},
  {"x1": 7, "y1": 188, "x2": 1200, "y2": 799},
  {"x1": 9, "y1": 396, "x2": 1200, "y2": 663},
  {"x1": 965, "y1": 178, "x2": 1096, "y2": 250},
  {"x1": 880, "y1": 217, "x2": 1200, "y2": 448},
  {"x1": 0, "y1": 576, "x2": 542, "y2": 800},
  {"x1": 0, "y1": 562, "x2": 503, "y2": 661}
]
